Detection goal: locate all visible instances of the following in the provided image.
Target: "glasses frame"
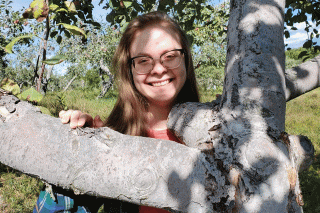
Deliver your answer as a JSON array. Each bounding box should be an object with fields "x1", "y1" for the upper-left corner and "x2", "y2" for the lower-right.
[{"x1": 129, "y1": 49, "x2": 185, "y2": 75}]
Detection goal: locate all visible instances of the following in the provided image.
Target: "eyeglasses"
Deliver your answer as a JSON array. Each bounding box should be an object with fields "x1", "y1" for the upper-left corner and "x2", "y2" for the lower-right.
[{"x1": 129, "y1": 49, "x2": 185, "y2": 74}]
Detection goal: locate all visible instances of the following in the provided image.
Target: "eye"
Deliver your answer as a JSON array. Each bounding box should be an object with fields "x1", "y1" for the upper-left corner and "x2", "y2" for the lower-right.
[
  {"x1": 163, "y1": 53, "x2": 178, "y2": 61},
  {"x1": 136, "y1": 57, "x2": 152, "y2": 65}
]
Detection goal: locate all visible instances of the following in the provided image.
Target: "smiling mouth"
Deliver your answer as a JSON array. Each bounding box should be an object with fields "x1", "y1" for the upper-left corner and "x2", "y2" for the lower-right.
[{"x1": 149, "y1": 79, "x2": 172, "y2": 87}]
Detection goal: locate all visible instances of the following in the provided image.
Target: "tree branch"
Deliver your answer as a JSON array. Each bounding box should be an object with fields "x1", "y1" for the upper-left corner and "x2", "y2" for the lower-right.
[
  {"x1": 0, "y1": 94, "x2": 215, "y2": 212},
  {"x1": 285, "y1": 55, "x2": 320, "y2": 102}
]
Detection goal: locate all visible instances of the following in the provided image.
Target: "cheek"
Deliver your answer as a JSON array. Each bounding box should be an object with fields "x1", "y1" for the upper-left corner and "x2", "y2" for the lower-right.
[{"x1": 132, "y1": 74, "x2": 144, "y2": 93}]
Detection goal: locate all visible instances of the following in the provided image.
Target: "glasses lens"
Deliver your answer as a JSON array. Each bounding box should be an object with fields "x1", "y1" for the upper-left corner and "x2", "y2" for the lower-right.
[
  {"x1": 132, "y1": 56, "x2": 153, "y2": 74},
  {"x1": 161, "y1": 50, "x2": 183, "y2": 69},
  {"x1": 131, "y1": 50, "x2": 183, "y2": 74}
]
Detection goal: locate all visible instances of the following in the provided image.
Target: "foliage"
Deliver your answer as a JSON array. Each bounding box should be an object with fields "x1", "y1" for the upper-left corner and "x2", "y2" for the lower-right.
[
  {"x1": 58, "y1": 24, "x2": 121, "y2": 93},
  {"x1": 191, "y1": 2, "x2": 228, "y2": 95},
  {"x1": 286, "y1": 46, "x2": 320, "y2": 63},
  {"x1": 0, "y1": 0, "x2": 27, "y2": 71},
  {"x1": 101, "y1": 0, "x2": 213, "y2": 32},
  {"x1": 285, "y1": 0, "x2": 320, "y2": 54},
  {"x1": 1, "y1": 40, "x2": 52, "y2": 89},
  {"x1": 5, "y1": 0, "x2": 102, "y2": 92},
  {"x1": 22, "y1": 0, "x2": 100, "y2": 44},
  {"x1": 0, "y1": 78, "x2": 20, "y2": 95},
  {"x1": 285, "y1": 47, "x2": 320, "y2": 69},
  {"x1": 3, "y1": 34, "x2": 34, "y2": 54},
  {"x1": 42, "y1": 54, "x2": 65, "y2": 65}
]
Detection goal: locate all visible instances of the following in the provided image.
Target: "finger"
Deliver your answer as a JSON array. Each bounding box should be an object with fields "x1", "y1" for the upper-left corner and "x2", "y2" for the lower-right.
[
  {"x1": 77, "y1": 114, "x2": 94, "y2": 128},
  {"x1": 60, "y1": 110, "x2": 74, "y2": 124},
  {"x1": 69, "y1": 110, "x2": 82, "y2": 129},
  {"x1": 93, "y1": 115, "x2": 104, "y2": 128},
  {"x1": 59, "y1": 110, "x2": 67, "y2": 118}
]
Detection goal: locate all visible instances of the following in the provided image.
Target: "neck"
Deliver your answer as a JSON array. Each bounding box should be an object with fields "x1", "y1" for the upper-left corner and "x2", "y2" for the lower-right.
[{"x1": 147, "y1": 102, "x2": 172, "y2": 130}]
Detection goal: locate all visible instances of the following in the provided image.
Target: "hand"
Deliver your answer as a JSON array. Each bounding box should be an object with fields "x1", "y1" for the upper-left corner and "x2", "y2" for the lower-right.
[{"x1": 59, "y1": 110, "x2": 104, "y2": 129}]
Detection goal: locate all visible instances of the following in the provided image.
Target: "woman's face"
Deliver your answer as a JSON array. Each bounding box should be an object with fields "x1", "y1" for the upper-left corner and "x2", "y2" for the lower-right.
[{"x1": 129, "y1": 24, "x2": 187, "y2": 108}]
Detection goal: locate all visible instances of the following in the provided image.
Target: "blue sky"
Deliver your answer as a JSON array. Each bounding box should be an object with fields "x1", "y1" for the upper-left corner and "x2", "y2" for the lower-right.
[{"x1": 10, "y1": 0, "x2": 319, "y2": 49}]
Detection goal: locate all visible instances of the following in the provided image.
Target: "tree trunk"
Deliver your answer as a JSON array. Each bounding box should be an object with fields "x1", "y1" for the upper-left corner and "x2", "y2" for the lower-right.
[
  {"x1": 96, "y1": 59, "x2": 114, "y2": 99},
  {"x1": 36, "y1": 11, "x2": 50, "y2": 92},
  {"x1": 0, "y1": 0, "x2": 317, "y2": 212},
  {"x1": 42, "y1": 65, "x2": 54, "y2": 94},
  {"x1": 63, "y1": 75, "x2": 78, "y2": 92}
]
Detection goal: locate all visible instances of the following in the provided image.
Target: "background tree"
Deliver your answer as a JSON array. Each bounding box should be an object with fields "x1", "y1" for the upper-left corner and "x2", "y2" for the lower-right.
[
  {"x1": 58, "y1": 24, "x2": 120, "y2": 97},
  {"x1": 5, "y1": 0, "x2": 101, "y2": 93},
  {"x1": 0, "y1": 0, "x2": 27, "y2": 74}
]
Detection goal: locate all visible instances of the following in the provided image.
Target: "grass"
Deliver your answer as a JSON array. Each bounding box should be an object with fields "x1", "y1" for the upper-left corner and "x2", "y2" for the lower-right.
[
  {"x1": 0, "y1": 85, "x2": 320, "y2": 212},
  {"x1": 0, "y1": 164, "x2": 44, "y2": 213}
]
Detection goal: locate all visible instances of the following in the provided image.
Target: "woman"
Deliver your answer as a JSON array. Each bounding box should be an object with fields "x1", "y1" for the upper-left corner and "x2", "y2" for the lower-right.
[{"x1": 34, "y1": 11, "x2": 199, "y2": 213}]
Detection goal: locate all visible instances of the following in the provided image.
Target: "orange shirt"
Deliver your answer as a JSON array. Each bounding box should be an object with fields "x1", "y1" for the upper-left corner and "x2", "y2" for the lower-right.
[{"x1": 139, "y1": 129, "x2": 183, "y2": 213}]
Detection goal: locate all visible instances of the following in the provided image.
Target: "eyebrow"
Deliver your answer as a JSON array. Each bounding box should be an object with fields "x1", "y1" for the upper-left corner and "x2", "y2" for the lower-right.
[{"x1": 132, "y1": 48, "x2": 182, "y2": 58}]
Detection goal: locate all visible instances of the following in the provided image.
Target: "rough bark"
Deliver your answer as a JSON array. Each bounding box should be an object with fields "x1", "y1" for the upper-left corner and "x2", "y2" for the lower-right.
[{"x1": 0, "y1": 0, "x2": 317, "y2": 212}]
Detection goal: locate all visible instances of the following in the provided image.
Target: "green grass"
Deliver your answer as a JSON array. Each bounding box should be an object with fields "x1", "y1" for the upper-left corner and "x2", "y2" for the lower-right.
[
  {"x1": 0, "y1": 164, "x2": 44, "y2": 213},
  {"x1": 1, "y1": 86, "x2": 320, "y2": 212}
]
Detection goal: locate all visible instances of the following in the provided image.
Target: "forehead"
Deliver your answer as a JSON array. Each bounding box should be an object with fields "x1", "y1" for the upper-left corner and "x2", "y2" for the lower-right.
[{"x1": 130, "y1": 24, "x2": 181, "y2": 56}]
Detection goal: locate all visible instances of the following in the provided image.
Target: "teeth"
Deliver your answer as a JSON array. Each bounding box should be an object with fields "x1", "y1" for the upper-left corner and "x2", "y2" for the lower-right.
[{"x1": 151, "y1": 80, "x2": 170, "y2": 87}]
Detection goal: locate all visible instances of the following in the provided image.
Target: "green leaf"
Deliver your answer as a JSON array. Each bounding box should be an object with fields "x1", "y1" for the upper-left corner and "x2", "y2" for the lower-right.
[
  {"x1": 64, "y1": 1, "x2": 77, "y2": 13},
  {"x1": 284, "y1": 30, "x2": 290, "y2": 39},
  {"x1": 91, "y1": 21, "x2": 101, "y2": 28},
  {"x1": 20, "y1": 87, "x2": 43, "y2": 103},
  {"x1": 64, "y1": 29, "x2": 71, "y2": 38},
  {"x1": 58, "y1": 23, "x2": 87, "y2": 38},
  {"x1": 49, "y1": 3, "x2": 59, "y2": 11},
  {"x1": 298, "y1": 51, "x2": 308, "y2": 59},
  {"x1": 109, "y1": 0, "x2": 114, "y2": 9},
  {"x1": 123, "y1": 1, "x2": 132, "y2": 8},
  {"x1": 0, "y1": 78, "x2": 20, "y2": 96},
  {"x1": 42, "y1": 54, "x2": 66, "y2": 65},
  {"x1": 303, "y1": 40, "x2": 312, "y2": 49},
  {"x1": 4, "y1": 35, "x2": 34, "y2": 54},
  {"x1": 57, "y1": 35, "x2": 62, "y2": 44},
  {"x1": 50, "y1": 31, "x2": 58, "y2": 38},
  {"x1": 29, "y1": 0, "x2": 49, "y2": 22},
  {"x1": 56, "y1": 8, "x2": 68, "y2": 13}
]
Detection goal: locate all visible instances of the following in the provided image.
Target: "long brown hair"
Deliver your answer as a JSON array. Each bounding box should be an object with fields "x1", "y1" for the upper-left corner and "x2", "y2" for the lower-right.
[{"x1": 105, "y1": 11, "x2": 199, "y2": 136}]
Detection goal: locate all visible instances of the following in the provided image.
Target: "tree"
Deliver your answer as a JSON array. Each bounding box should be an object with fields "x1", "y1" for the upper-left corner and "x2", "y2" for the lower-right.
[
  {"x1": 4, "y1": 0, "x2": 101, "y2": 93},
  {"x1": 58, "y1": 25, "x2": 120, "y2": 97},
  {"x1": 0, "y1": 0, "x2": 27, "y2": 74},
  {"x1": 0, "y1": 0, "x2": 319, "y2": 212}
]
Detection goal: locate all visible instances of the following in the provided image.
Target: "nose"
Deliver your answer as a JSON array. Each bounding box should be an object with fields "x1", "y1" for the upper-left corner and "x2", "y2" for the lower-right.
[{"x1": 149, "y1": 59, "x2": 167, "y2": 75}]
